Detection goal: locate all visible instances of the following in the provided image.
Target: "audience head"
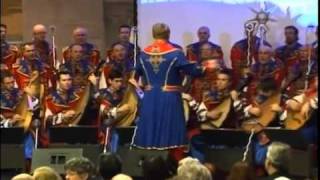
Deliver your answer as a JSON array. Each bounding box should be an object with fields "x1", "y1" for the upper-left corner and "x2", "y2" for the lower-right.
[
  {"x1": 142, "y1": 155, "x2": 171, "y2": 180},
  {"x1": 32, "y1": 24, "x2": 47, "y2": 41},
  {"x1": 97, "y1": 153, "x2": 122, "y2": 180},
  {"x1": 152, "y1": 23, "x2": 170, "y2": 40},
  {"x1": 64, "y1": 157, "x2": 94, "y2": 180},
  {"x1": 177, "y1": 157, "x2": 212, "y2": 180},
  {"x1": 111, "y1": 174, "x2": 132, "y2": 180},
  {"x1": 197, "y1": 26, "x2": 210, "y2": 42},
  {"x1": 33, "y1": 166, "x2": 62, "y2": 180},
  {"x1": 227, "y1": 161, "x2": 255, "y2": 180},
  {"x1": 12, "y1": 173, "x2": 34, "y2": 180},
  {"x1": 264, "y1": 142, "x2": 291, "y2": 175}
]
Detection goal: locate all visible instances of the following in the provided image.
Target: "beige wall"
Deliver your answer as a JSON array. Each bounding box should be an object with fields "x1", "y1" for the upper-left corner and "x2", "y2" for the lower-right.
[{"x1": 1, "y1": 0, "x2": 134, "y2": 59}]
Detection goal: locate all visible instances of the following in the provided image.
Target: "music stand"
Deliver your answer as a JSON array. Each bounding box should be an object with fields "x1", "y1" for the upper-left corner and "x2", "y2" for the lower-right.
[
  {"x1": 264, "y1": 128, "x2": 309, "y2": 149},
  {"x1": 49, "y1": 126, "x2": 98, "y2": 144},
  {"x1": 200, "y1": 128, "x2": 250, "y2": 147},
  {"x1": 201, "y1": 129, "x2": 253, "y2": 172},
  {"x1": 115, "y1": 126, "x2": 135, "y2": 146},
  {"x1": 1, "y1": 127, "x2": 25, "y2": 170},
  {"x1": 0, "y1": 127, "x2": 24, "y2": 144}
]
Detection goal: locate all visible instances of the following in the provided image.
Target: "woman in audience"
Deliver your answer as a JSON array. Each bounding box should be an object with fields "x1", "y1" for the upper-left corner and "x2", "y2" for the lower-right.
[
  {"x1": 97, "y1": 153, "x2": 122, "y2": 180},
  {"x1": 33, "y1": 166, "x2": 62, "y2": 180},
  {"x1": 227, "y1": 161, "x2": 256, "y2": 180}
]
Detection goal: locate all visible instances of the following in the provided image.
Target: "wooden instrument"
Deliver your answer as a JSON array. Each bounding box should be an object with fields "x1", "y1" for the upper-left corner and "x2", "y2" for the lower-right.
[
  {"x1": 241, "y1": 92, "x2": 281, "y2": 132},
  {"x1": 200, "y1": 97, "x2": 232, "y2": 129},
  {"x1": 112, "y1": 80, "x2": 138, "y2": 127},
  {"x1": 15, "y1": 71, "x2": 44, "y2": 131},
  {"x1": 284, "y1": 91, "x2": 317, "y2": 130}
]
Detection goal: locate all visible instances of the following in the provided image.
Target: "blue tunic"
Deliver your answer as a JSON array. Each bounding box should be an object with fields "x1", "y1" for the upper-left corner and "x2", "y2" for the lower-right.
[{"x1": 132, "y1": 40, "x2": 204, "y2": 149}]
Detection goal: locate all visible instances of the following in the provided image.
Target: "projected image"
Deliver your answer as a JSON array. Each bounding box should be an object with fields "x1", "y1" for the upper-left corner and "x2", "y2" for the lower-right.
[
  {"x1": 139, "y1": 0, "x2": 317, "y2": 27},
  {"x1": 138, "y1": 0, "x2": 318, "y2": 66}
]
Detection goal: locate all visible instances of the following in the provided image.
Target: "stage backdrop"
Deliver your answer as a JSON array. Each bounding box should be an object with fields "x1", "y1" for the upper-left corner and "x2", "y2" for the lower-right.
[{"x1": 137, "y1": 0, "x2": 318, "y2": 67}]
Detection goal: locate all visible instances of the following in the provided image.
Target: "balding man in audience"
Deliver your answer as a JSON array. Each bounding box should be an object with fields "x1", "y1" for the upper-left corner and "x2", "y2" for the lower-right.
[
  {"x1": 63, "y1": 27, "x2": 100, "y2": 65},
  {"x1": 186, "y1": 26, "x2": 223, "y2": 62},
  {"x1": 259, "y1": 142, "x2": 292, "y2": 180}
]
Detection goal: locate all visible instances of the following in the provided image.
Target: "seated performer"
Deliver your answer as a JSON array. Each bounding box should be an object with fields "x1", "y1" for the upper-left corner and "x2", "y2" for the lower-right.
[
  {"x1": 186, "y1": 26, "x2": 223, "y2": 62},
  {"x1": 245, "y1": 46, "x2": 283, "y2": 98},
  {"x1": 63, "y1": 27, "x2": 100, "y2": 65},
  {"x1": 230, "y1": 24, "x2": 271, "y2": 89},
  {"x1": 59, "y1": 44, "x2": 94, "y2": 88},
  {"x1": 0, "y1": 70, "x2": 40, "y2": 172},
  {"x1": 1, "y1": 24, "x2": 19, "y2": 71},
  {"x1": 240, "y1": 78, "x2": 282, "y2": 176},
  {"x1": 44, "y1": 71, "x2": 98, "y2": 127},
  {"x1": 281, "y1": 45, "x2": 317, "y2": 99},
  {"x1": 12, "y1": 42, "x2": 53, "y2": 94},
  {"x1": 98, "y1": 69, "x2": 132, "y2": 152},
  {"x1": 183, "y1": 68, "x2": 243, "y2": 162},
  {"x1": 273, "y1": 75, "x2": 318, "y2": 144},
  {"x1": 103, "y1": 42, "x2": 133, "y2": 84}
]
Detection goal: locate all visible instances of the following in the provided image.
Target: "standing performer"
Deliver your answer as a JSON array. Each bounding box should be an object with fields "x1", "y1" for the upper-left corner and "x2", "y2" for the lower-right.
[{"x1": 131, "y1": 23, "x2": 205, "y2": 160}]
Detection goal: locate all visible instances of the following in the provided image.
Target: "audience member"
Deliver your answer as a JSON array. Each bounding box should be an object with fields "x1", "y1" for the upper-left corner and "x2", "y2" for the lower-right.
[
  {"x1": 259, "y1": 142, "x2": 292, "y2": 180},
  {"x1": 97, "y1": 153, "x2": 122, "y2": 180},
  {"x1": 12, "y1": 173, "x2": 34, "y2": 180},
  {"x1": 227, "y1": 161, "x2": 256, "y2": 180},
  {"x1": 64, "y1": 157, "x2": 95, "y2": 180},
  {"x1": 33, "y1": 166, "x2": 62, "y2": 180}
]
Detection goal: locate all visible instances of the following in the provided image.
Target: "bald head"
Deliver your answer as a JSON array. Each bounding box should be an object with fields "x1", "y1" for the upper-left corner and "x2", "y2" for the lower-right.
[
  {"x1": 152, "y1": 23, "x2": 170, "y2": 40},
  {"x1": 73, "y1": 27, "x2": 88, "y2": 44},
  {"x1": 33, "y1": 24, "x2": 47, "y2": 41},
  {"x1": 198, "y1": 26, "x2": 210, "y2": 42},
  {"x1": 258, "y1": 46, "x2": 273, "y2": 64},
  {"x1": 111, "y1": 174, "x2": 133, "y2": 180}
]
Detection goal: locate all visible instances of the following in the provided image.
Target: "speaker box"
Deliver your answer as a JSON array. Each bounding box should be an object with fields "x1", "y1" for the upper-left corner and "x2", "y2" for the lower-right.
[
  {"x1": 204, "y1": 147, "x2": 252, "y2": 172},
  {"x1": 0, "y1": 144, "x2": 24, "y2": 170},
  {"x1": 117, "y1": 147, "x2": 169, "y2": 177},
  {"x1": 48, "y1": 144, "x2": 102, "y2": 164},
  {"x1": 289, "y1": 146, "x2": 313, "y2": 178},
  {"x1": 31, "y1": 148, "x2": 83, "y2": 174}
]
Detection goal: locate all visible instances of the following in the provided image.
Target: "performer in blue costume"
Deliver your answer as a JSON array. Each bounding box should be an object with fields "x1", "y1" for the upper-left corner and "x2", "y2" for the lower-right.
[{"x1": 132, "y1": 23, "x2": 205, "y2": 153}]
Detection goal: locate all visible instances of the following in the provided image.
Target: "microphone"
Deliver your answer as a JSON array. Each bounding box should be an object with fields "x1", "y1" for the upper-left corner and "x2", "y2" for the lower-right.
[
  {"x1": 49, "y1": 25, "x2": 56, "y2": 33},
  {"x1": 33, "y1": 119, "x2": 41, "y2": 149},
  {"x1": 32, "y1": 118, "x2": 41, "y2": 129}
]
